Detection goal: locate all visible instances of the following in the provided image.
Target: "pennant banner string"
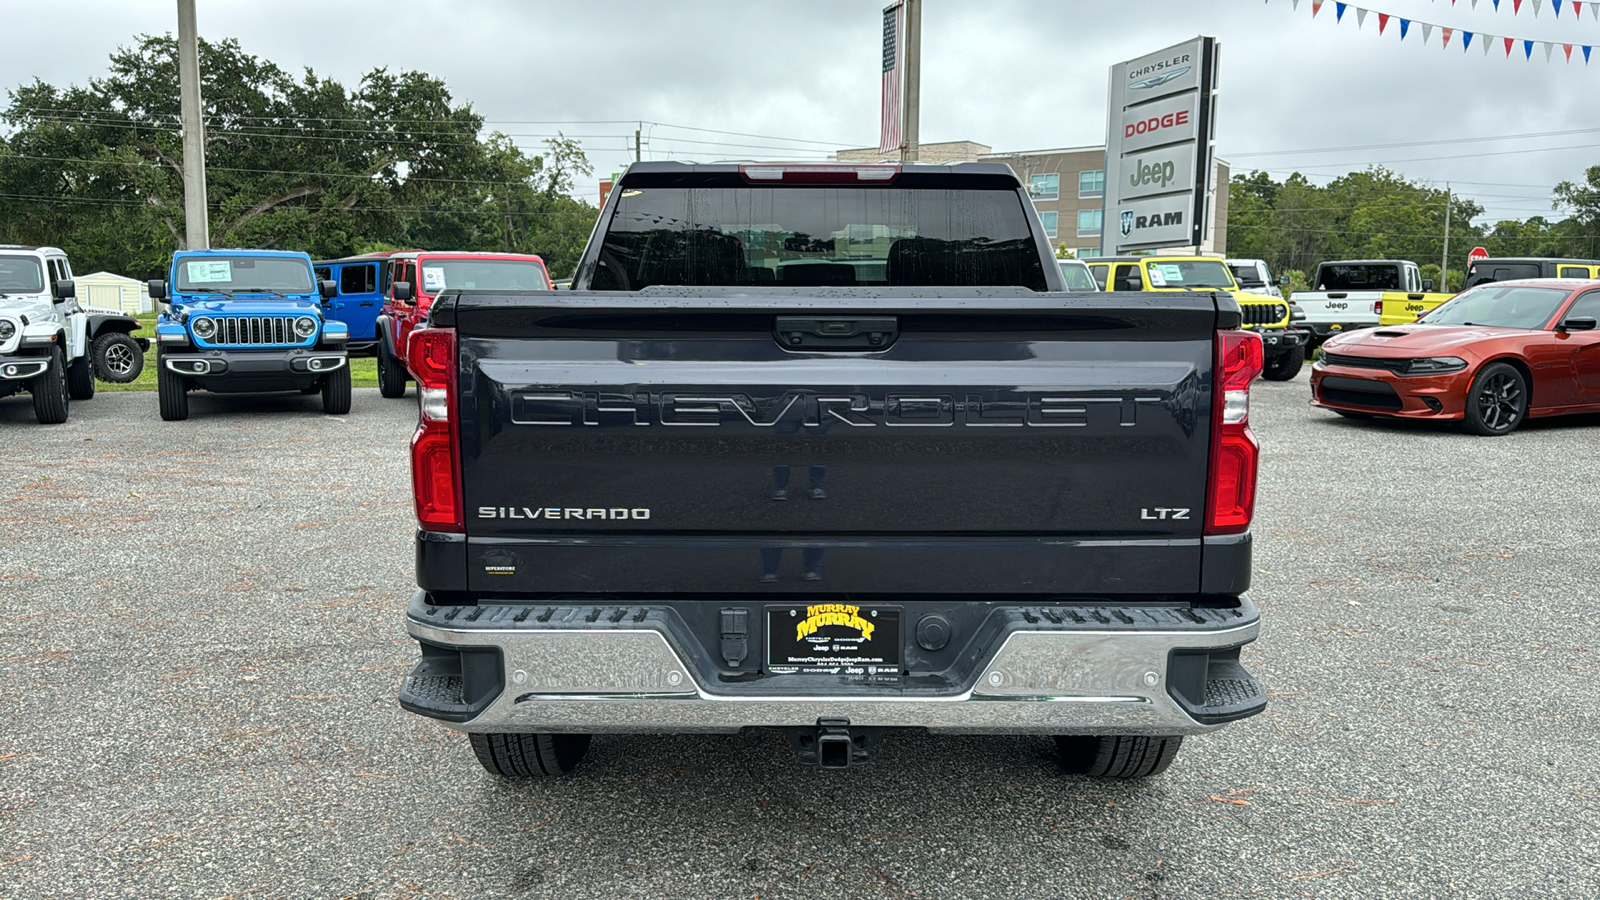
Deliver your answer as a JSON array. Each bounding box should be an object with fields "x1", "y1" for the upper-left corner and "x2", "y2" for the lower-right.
[{"x1": 1264, "y1": 0, "x2": 1598, "y2": 64}]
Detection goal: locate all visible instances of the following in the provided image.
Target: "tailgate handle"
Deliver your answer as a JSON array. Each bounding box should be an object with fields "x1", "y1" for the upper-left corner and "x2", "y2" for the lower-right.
[
  {"x1": 775, "y1": 316, "x2": 898, "y2": 351},
  {"x1": 1328, "y1": 292, "x2": 1348, "y2": 299}
]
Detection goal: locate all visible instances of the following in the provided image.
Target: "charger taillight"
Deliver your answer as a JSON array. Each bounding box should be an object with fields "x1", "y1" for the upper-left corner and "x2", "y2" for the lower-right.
[
  {"x1": 1206, "y1": 330, "x2": 1263, "y2": 535},
  {"x1": 407, "y1": 327, "x2": 462, "y2": 532}
]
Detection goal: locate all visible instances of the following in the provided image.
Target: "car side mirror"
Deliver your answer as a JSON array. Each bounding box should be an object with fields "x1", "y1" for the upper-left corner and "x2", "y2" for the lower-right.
[
  {"x1": 1421, "y1": 279, "x2": 1435, "y2": 292},
  {"x1": 393, "y1": 281, "x2": 413, "y2": 302},
  {"x1": 1558, "y1": 316, "x2": 1598, "y2": 332},
  {"x1": 52, "y1": 279, "x2": 75, "y2": 302},
  {"x1": 148, "y1": 279, "x2": 168, "y2": 301},
  {"x1": 319, "y1": 279, "x2": 337, "y2": 301},
  {"x1": 1277, "y1": 275, "x2": 1291, "y2": 286}
]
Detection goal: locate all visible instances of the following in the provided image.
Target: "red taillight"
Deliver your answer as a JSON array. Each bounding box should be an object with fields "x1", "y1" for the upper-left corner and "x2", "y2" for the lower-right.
[
  {"x1": 1206, "y1": 330, "x2": 1263, "y2": 535},
  {"x1": 1373, "y1": 300, "x2": 1383, "y2": 316},
  {"x1": 407, "y1": 327, "x2": 462, "y2": 532}
]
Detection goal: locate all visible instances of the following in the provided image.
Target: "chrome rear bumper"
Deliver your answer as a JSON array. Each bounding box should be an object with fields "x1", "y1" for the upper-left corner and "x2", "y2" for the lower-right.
[{"x1": 400, "y1": 592, "x2": 1264, "y2": 736}]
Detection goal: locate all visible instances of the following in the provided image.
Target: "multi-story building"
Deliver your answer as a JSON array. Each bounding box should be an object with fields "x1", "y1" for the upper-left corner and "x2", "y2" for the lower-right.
[{"x1": 836, "y1": 140, "x2": 1229, "y2": 259}]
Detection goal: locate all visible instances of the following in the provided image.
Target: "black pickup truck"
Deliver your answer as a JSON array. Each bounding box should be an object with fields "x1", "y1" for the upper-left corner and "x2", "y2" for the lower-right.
[{"x1": 397, "y1": 161, "x2": 1267, "y2": 779}]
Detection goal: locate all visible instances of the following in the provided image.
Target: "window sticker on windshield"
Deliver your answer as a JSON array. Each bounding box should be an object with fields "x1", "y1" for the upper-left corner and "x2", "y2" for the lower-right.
[
  {"x1": 185, "y1": 260, "x2": 232, "y2": 283},
  {"x1": 422, "y1": 266, "x2": 446, "y2": 290},
  {"x1": 1146, "y1": 266, "x2": 1167, "y2": 287},
  {"x1": 1158, "y1": 264, "x2": 1184, "y2": 283}
]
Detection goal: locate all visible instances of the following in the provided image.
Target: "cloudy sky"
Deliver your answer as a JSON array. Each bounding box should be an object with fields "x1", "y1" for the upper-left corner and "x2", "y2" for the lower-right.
[{"x1": 6, "y1": 0, "x2": 1600, "y2": 225}]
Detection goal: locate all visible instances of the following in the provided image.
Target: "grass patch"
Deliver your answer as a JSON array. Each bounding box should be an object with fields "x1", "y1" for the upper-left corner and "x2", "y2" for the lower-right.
[{"x1": 98, "y1": 313, "x2": 378, "y2": 392}]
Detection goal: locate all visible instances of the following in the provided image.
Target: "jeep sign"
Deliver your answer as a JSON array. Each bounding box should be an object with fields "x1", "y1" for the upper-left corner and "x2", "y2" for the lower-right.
[{"x1": 1101, "y1": 37, "x2": 1219, "y2": 254}]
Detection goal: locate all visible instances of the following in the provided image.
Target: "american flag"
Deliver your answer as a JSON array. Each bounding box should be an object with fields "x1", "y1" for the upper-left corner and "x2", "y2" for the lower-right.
[{"x1": 879, "y1": 1, "x2": 904, "y2": 154}]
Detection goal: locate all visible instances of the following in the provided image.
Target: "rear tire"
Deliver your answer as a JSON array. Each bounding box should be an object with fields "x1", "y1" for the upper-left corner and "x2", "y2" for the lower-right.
[
  {"x1": 321, "y1": 363, "x2": 351, "y2": 415},
  {"x1": 92, "y1": 332, "x2": 144, "y2": 383},
  {"x1": 1055, "y1": 735, "x2": 1183, "y2": 779},
  {"x1": 1261, "y1": 343, "x2": 1305, "y2": 381},
  {"x1": 468, "y1": 733, "x2": 591, "y2": 778},
  {"x1": 66, "y1": 351, "x2": 96, "y2": 400},
  {"x1": 30, "y1": 346, "x2": 69, "y2": 424},
  {"x1": 1462, "y1": 362, "x2": 1527, "y2": 436},
  {"x1": 377, "y1": 337, "x2": 407, "y2": 398},
  {"x1": 157, "y1": 351, "x2": 190, "y2": 422}
]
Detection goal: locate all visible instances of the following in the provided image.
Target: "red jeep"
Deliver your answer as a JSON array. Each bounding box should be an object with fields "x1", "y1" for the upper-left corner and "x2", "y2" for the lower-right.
[{"x1": 376, "y1": 251, "x2": 552, "y2": 397}]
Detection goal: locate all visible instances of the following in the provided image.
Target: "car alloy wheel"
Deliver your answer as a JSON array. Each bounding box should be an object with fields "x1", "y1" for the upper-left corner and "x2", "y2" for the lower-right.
[{"x1": 1465, "y1": 363, "x2": 1527, "y2": 436}]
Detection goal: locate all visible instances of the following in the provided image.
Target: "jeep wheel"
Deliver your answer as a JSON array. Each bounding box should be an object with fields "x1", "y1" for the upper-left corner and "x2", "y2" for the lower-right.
[
  {"x1": 377, "y1": 338, "x2": 407, "y2": 398},
  {"x1": 1462, "y1": 362, "x2": 1527, "y2": 436},
  {"x1": 92, "y1": 332, "x2": 144, "y2": 383},
  {"x1": 66, "y1": 351, "x2": 96, "y2": 400},
  {"x1": 1055, "y1": 735, "x2": 1182, "y2": 779},
  {"x1": 1261, "y1": 344, "x2": 1305, "y2": 382},
  {"x1": 157, "y1": 351, "x2": 190, "y2": 421},
  {"x1": 468, "y1": 733, "x2": 590, "y2": 778},
  {"x1": 321, "y1": 363, "x2": 351, "y2": 415},
  {"x1": 30, "y1": 345, "x2": 69, "y2": 424}
]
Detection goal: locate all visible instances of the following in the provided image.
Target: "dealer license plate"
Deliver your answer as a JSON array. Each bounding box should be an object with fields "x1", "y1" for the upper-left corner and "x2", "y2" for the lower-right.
[{"x1": 766, "y1": 605, "x2": 901, "y2": 679}]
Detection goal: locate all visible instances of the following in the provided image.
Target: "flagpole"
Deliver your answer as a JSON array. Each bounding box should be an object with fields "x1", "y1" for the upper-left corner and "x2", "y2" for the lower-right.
[{"x1": 902, "y1": 0, "x2": 921, "y2": 162}]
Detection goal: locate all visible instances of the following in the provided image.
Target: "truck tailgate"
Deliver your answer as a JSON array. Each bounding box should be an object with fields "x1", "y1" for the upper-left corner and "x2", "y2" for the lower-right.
[{"x1": 443, "y1": 290, "x2": 1222, "y2": 596}]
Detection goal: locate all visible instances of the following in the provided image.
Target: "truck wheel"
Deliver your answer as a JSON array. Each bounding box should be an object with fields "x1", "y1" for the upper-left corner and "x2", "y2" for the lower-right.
[
  {"x1": 67, "y1": 351, "x2": 96, "y2": 400},
  {"x1": 377, "y1": 339, "x2": 407, "y2": 398},
  {"x1": 157, "y1": 352, "x2": 190, "y2": 422},
  {"x1": 1055, "y1": 735, "x2": 1182, "y2": 779},
  {"x1": 321, "y1": 364, "x2": 351, "y2": 415},
  {"x1": 1261, "y1": 344, "x2": 1304, "y2": 381},
  {"x1": 468, "y1": 733, "x2": 591, "y2": 778},
  {"x1": 30, "y1": 346, "x2": 69, "y2": 424},
  {"x1": 93, "y1": 332, "x2": 144, "y2": 383},
  {"x1": 1462, "y1": 362, "x2": 1527, "y2": 436}
]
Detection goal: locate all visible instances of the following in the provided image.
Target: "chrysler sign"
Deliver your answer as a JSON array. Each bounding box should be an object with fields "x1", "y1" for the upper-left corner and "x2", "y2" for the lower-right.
[{"x1": 1101, "y1": 37, "x2": 1219, "y2": 254}]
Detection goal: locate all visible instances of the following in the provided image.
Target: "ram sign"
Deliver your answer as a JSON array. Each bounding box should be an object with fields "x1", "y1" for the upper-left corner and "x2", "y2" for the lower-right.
[{"x1": 1101, "y1": 37, "x2": 1219, "y2": 254}]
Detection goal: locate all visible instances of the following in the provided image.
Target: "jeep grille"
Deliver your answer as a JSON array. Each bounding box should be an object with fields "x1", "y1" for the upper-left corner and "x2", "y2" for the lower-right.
[
  {"x1": 1241, "y1": 302, "x2": 1287, "y2": 327},
  {"x1": 202, "y1": 316, "x2": 300, "y2": 347}
]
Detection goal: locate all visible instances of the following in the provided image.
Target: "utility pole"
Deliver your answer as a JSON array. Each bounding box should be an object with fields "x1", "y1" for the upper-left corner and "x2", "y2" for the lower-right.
[
  {"x1": 1441, "y1": 183, "x2": 1451, "y2": 289},
  {"x1": 177, "y1": 0, "x2": 209, "y2": 249},
  {"x1": 901, "y1": 0, "x2": 921, "y2": 163},
  {"x1": 635, "y1": 126, "x2": 642, "y2": 163}
]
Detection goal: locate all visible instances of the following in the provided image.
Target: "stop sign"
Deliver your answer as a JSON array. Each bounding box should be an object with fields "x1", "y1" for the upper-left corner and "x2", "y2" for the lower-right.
[{"x1": 1467, "y1": 246, "x2": 1489, "y2": 264}]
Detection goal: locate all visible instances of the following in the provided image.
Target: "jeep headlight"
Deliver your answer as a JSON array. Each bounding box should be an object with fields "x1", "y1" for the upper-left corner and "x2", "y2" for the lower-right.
[
  {"x1": 0, "y1": 319, "x2": 15, "y2": 341},
  {"x1": 190, "y1": 316, "x2": 216, "y2": 340},
  {"x1": 1406, "y1": 356, "x2": 1467, "y2": 374},
  {"x1": 294, "y1": 316, "x2": 317, "y2": 338}
]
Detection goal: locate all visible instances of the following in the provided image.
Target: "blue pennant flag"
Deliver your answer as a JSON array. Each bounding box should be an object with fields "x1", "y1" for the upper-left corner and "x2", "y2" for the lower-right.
[
  {"x1": 1400, "y1": 18, "x2": 1411, "y2": 39},
  {"x1": 1585, "y1": 45, "x2": 1593, "y2": 64},
  {"x1": 1336, "y1": 2, "x2": 1347, "y2": 22},
  {"x1": 1463, "y1": 31, "x2": 1475, "y2": 51},
  {"x1": 1555, "y1": 0, "x2": 1563, "y2": 16},
  {"x1": 1524, "y1": 40, "x2": 1534, "y2": 60},
  {"x1": 1493, "y1": 0, "x2": 1501, "y2": 9}
]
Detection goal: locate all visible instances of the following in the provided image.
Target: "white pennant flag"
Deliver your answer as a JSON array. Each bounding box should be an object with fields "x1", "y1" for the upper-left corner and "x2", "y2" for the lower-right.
[
  {"x1": 1471, "y1": 0, "x2": 1479, "y2": 7},
  {"x1": 1483, "y1": 33, "x2": 1494, "y2": 56},
  {"x1": 1545, "y1": 41, "x2": 1556, "y2": 61},
  {"x1": 1533, "y1": 0, "x2": 1543, "y2": 15},
  {"x1": 1293, "y1": 0, "x2": 1301, "y2": 8},
  {"x1": 1422, "y1": 22, "x2": 1434, "y2": 44},
  {"x1": 1356, "y1": 6, "x2": 1368, "y2": 27},
  {"x1": 1593, "y1": 1, "x2": 1599, "y2": 19}
]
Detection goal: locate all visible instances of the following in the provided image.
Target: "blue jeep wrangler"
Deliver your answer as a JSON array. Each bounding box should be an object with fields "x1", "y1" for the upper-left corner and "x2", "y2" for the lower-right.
[{"x1": 148, "y1": 249, "x2": 351, "y2": 421}]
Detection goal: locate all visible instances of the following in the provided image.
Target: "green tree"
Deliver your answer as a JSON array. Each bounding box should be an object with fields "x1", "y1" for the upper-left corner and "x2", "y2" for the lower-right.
[{"x1": 0, "y1": 35, "x2": 597, "y2": 278}]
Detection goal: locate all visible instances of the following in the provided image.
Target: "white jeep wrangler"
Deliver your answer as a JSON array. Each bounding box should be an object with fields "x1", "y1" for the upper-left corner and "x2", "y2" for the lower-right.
[{"x1": 0, "y1": 245, "x2": 100, "y2": 423}]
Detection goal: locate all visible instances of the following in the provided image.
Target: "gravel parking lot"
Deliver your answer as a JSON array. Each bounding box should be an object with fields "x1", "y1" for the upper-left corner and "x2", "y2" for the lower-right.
[{"x1": 2, "y1": 377, "x2": 1597, "y2": 899}]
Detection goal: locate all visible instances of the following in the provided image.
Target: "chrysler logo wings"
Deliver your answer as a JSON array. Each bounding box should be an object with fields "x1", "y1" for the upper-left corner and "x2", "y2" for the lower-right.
[{"x1": 1129, "y1": 65, "x2": 1190, "y2": 90}]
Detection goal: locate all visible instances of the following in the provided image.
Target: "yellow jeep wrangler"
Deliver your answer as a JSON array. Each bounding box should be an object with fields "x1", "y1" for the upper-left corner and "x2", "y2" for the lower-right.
[{"x1": 1088, "y1": 255, "x2": 1308, "y2": 380}]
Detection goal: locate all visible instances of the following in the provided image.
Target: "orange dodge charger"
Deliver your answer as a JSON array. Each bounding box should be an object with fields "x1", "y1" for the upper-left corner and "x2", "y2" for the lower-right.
[{"x1": 1310, "y1": 279, "x2": 1600, "y2": 435}]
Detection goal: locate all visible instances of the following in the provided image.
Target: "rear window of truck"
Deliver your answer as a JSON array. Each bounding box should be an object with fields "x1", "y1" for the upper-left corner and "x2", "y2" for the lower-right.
[
  {"x1": 591, "y1": 185, "x2": 1048, "y2": 290},
  {"x1": 1315, "y1": 264, "x2": 1402, "y2": 291}
]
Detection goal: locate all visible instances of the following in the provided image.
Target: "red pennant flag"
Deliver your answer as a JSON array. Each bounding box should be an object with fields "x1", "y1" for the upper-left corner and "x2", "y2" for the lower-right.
[
  {"x1": 1443, "y1": 26, "x2": 1454, "y2": 47},
  {"x1": 1575, "y1": 1, "x2": 1584, "y2": 16},
  {"x1": 1312, "y1": 0, "x2": 1324, "y2": 15},
  {"x1": 1504, "y1": 36, "x2": 1516, "y2": 55},
  {"x1": 1379, "y1": 12, "x2": 1391, "y2": 32},
  {"x1": 1565, "y1": 43, "x2": 1575, "y2": 60},
  {"x1": 1513, "y1": 0, "x2": 1523, "y2": 11}
]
